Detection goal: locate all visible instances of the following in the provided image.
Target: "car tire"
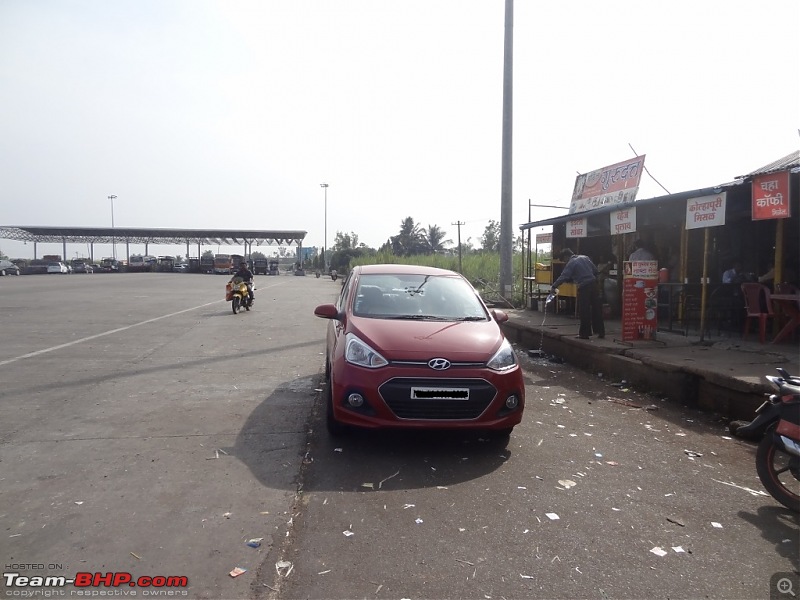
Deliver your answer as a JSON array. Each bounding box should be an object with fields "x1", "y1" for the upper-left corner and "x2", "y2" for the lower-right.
[
  {"x1": 0, "y1": 269, "x2": 5, "y2": 276},
  {"x1": 325, "y1": 377, "x2": 346, "y2": 437}
]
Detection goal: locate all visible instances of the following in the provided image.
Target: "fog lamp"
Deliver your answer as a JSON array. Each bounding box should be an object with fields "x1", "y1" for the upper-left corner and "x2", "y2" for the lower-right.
[
  {"x1": 505, "y1": 395, "x2": 519, "y2": 410},
  {"x1": 347, "y1": 393, "x2": 365, "y2": 408}
]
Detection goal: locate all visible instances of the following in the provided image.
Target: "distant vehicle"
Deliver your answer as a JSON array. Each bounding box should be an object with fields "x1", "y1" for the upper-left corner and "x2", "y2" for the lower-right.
[
  {"x1": 231, "y1": 254, "x2": 245, "y2": 269},
  {"x1": 128, "y1": 255, "x2": 157, "y2": 272},
  {"x1": 72, "y1": 262, "x2": 93, "y2": 274},
  {"x1": 0, "y1": 259, "x2": 21, "y2": 276},
  {"x1": 99, "y1": 258, "x2": 121, "y2": 272},
  {"x1": 268, "y1": 260, "x2": 280, "y2": 276},
  {"x1": 47, "y1": 262, "x2": 69, "y2": 274},
  {"x1": 200, "y1": 255, "x2": 214, "y2": 274},
  {"x1": 157, "y1": 256, "x2": 175, "y2": 272},
  {"x1": 173, "y1": 263, "x2": 188, "y2": 273},
  {"x1": 214, "y1": 254, "x2": 233, "y2": 275},
  {"x1": 253, "y1": 258, "x2": 268, "y2": 275}
]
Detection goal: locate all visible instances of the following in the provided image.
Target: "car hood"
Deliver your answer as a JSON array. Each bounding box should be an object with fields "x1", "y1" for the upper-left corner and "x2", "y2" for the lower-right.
[{"x1": 350, "y1": 316, "x2": 504, "y2": 362}]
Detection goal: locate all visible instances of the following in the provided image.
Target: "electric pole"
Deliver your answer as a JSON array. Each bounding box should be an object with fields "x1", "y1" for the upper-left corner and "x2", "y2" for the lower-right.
[
  {"x1": 499, "y1": 0, "x2": 514, "y2": 305},
  {"x1": 451, "y1": 221, "x2": 465, "y2": 273}
]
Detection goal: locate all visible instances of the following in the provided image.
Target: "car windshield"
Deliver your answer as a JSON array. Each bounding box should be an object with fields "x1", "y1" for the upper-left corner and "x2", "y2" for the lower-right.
[{"x1": 352, "y1": 274, "x2": 488, "y2": 321}]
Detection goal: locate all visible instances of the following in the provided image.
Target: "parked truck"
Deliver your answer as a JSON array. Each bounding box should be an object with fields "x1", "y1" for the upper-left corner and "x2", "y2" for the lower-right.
[
  {"x1": 253, "y1": 258, "x2": 268, "y2": 275},
  {"x1": 213, "y1": 254, "x2": 232, "y2": 274}
]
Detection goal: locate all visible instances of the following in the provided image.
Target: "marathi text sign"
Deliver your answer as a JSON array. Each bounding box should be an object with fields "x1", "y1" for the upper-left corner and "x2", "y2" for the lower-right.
[
  {"x1": 535, "y1": 233, "x2": 553, "y2": 244},
  {"x1": 611, "y1": 206, "x2": 636, "y2": 235},
  {"x1": 621, "y1": 260, "x2": 658, "y2": 341},
  {"x1": 752, "y1": 171, "x2": 791, "y2": 220},
  {"x1": 570, "y1": 155, "x2": 645, "y2": 214},
  {"x1": 566, "y1": 217, "x2": 587, "y2": 238},
  {"x1": 685, "y1": 192, "x2": 726, "y2": 230}
]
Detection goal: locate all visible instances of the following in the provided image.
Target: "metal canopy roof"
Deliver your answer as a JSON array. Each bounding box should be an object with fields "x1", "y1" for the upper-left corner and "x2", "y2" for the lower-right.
[{"x1": 0, "y1": 226, "x2": 307, "y2": 247}]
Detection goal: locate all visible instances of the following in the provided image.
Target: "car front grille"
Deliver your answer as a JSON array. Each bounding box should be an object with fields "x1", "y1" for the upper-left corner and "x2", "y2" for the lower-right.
[{"x1": 379, "y1": 377, "x2": 496, "y2": 420}]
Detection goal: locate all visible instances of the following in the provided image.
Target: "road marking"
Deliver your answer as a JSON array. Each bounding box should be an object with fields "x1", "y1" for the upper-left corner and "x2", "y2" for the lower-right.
[{"x1": 0, "y1": 299, "x2": 224, "y2": 367}]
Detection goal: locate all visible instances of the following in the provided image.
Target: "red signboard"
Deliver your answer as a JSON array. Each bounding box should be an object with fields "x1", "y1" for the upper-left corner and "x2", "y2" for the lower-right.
[
  {"x1": 622, "y1": 260, "x2": 658, "y2": 341},
  {"x1": 752, "y1": 171, "x2": 791, "y2": 220}
]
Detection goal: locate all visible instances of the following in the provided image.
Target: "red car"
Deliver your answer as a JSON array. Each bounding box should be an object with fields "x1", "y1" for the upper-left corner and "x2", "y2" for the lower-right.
[{"x1": 314, "y1": 264, "x2": 525, "y2": 437}]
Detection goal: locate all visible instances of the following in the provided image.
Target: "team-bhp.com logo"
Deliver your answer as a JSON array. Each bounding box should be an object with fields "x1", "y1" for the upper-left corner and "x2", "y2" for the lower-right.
[{"x1": 4, "y1": 571, "x2": 189, "y2": 593}]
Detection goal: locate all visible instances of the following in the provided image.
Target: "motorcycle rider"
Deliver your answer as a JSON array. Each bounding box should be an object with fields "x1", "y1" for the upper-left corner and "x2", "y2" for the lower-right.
[{"x1": 231, "y1": 261, "x2": 255, "y2": 305}]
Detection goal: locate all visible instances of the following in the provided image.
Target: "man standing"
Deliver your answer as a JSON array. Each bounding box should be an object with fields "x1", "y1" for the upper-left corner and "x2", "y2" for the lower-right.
[{"x1": 552, "y1": 248, "x2": 605, "y2": 340}]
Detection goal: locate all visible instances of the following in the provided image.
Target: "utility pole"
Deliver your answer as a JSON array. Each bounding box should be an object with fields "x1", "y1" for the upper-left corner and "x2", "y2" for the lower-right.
[
  {"x1": 451, "y1": 221, "x2": 465, "y2": 273},
  {"x1": 499, "y1": 0, "x2": 514, "y2": 305},
  {"x1": 108, "y1": 195, "x2": 117, "y2": 260},
  {"x1": 320, "y1": 183, "x2": 329, "y2": 272}
]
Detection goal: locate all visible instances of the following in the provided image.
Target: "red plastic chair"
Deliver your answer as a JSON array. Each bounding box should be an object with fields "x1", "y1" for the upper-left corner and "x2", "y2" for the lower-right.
[{"x1": 740, "y1": 283, "x2": 774, "y2": 343}]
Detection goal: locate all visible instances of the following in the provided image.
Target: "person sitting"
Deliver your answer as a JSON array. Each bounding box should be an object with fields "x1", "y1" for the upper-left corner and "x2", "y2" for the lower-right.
[
  {"x1": 722, "y1": 261, "x2": 743, "y2": 284},
  {"x1": 231, "y1": 261, "x2": 255, "y2": 304}
]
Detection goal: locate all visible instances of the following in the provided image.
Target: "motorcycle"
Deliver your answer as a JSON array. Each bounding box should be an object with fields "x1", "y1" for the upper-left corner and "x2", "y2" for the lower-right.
[
  {"x1": 226, "y1": 277, "x2": 254, "y2": 314},
  {"x1": 735, "y1": 368, "x2": 800, "y2": 512},
  {"x1": 331, "y1": 269, "x2": 338, "y2": 281}
]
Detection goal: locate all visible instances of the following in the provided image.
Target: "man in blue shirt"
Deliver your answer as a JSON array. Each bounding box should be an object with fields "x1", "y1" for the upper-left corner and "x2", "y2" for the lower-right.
[{"x1": 552, "y1": 248, "x2": 605, "y2": 339}]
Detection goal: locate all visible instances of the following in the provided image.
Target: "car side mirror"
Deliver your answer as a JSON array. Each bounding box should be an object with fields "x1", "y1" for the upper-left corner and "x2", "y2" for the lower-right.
[
  {"x1": 314, "y1": 304, "x2": 341, "y2": 320},
  {"x1": 491, "y1": 309, "x2": 509, "y2": 323}
]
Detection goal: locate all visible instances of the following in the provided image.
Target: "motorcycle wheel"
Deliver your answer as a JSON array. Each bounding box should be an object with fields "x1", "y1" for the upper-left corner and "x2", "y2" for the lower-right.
[
  {"x1": 755, "y1": 430, "x2": 800, "y2": 513},
  {"x1": 232, "y1": 296, "x2": 241, "y2": 314}
]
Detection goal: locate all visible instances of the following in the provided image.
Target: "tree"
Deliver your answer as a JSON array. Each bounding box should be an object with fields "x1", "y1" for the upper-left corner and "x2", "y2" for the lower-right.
[
  {"x1": 201, "y1": 250, "x2": 214, "y2": 259},
  {"x1": 389, "y1": 217, "x2": 427, "y2": 256},
  {"x1": 480, "y1": 220, "x2": 501, "y2": 253},
  {"x1": 332, "y1": 231, "x2": 361, "y2": 252},
  {"x1": 423, "y1": 224, "x2": 452, "y2": 254}
]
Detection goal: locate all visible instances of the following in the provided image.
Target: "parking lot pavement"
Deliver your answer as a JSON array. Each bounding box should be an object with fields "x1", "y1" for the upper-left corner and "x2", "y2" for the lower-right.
[{"x1": 0, "y1": 273, "x2": 341, "y2": 598}]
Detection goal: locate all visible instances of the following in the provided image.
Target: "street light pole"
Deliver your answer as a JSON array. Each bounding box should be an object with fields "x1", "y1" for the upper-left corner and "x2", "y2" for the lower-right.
[
  {"x1": 320, "y1": 183, "x2": 329, "y2": 272},
  {"x1": 108, "y1": 195, "x2": 117, "y2": 260}
]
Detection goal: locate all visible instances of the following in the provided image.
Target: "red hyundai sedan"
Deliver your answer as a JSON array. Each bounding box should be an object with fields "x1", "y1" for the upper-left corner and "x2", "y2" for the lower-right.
[{"x1": 314, "y1": 264, "x2": 525, "y2": 437}]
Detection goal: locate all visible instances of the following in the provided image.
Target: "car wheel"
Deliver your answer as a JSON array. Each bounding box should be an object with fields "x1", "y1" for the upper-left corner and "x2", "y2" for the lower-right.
[
  {"x1": 325, "y1": 377, "x2": 346, "y2": 437},
  {"x1": 0, "y1": 269, "x2": 5, "y2": 276}
]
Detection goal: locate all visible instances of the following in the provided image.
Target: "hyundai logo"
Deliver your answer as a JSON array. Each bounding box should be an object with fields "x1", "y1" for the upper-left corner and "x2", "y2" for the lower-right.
[{"x1": 428, "y1": 358, "x2": 451, "y2": 370}]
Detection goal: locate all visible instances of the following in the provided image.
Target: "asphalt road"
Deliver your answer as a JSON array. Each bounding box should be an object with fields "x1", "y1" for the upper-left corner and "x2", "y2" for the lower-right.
[{"x1": 1, "y1": 272, "x2": 797, "y2": 600}]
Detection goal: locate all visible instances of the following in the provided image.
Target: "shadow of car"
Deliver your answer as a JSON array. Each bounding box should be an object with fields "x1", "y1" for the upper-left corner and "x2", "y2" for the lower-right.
[
  {"x1": 314, "y1": 264, "x2": 525, "y2": 439},
  {"x1": 0, "y1": 260, "x2": 21, "y2": 276}
]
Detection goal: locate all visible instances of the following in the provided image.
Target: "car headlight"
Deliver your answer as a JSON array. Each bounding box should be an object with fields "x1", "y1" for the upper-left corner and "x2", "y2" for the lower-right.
[
  {"x1": 345, "y1": 333, "x2": 388, "y2": 368},
  {"x1": 487, "y1": 338, "x2": 517, "y2": 371}
]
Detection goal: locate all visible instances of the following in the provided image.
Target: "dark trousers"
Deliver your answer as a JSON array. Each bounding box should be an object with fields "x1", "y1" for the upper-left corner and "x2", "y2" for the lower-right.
[{"x1": 577, "y1": 280, "x2": 605, "y2": 338}]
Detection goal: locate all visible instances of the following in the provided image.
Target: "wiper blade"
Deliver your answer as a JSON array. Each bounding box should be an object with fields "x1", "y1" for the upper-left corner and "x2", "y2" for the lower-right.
[
  {"x1": 387, "y1": 314, "x2": 447, "y2": 320},
  {"x1": 452, "y1": 316, "x2": 487, "y2": 321}
]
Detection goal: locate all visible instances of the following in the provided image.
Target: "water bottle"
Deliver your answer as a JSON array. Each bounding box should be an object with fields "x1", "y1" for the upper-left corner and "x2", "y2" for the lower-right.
[{"x1": 545, "y1": 289, "x2": 557, "y2": 305}]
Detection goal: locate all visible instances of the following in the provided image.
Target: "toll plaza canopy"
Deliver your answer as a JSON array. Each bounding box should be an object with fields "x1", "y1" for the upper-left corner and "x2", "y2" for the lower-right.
[{"x1": 0, "y1": 226, "x2": 307, "y2": 247}]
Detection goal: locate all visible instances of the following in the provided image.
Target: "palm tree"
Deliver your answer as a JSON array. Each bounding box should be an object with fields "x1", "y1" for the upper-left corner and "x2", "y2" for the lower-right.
[
  {"x1": 390, "y1": 217, "x2": 426, "y2": 256},
  {"x1": 423, "y1": 224, "x2": 452, "y2": 254}
]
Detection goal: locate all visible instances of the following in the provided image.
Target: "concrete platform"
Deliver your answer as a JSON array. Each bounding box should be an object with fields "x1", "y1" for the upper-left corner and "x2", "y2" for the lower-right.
[{"x1": 500, "y1": 307, "x2": 800, "y2": 421}]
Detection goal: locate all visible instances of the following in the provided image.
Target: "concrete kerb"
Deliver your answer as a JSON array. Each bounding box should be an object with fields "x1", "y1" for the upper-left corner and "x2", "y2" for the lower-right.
[{"x1": 501, "y1": 309, "x2": 799, "y2": 421}]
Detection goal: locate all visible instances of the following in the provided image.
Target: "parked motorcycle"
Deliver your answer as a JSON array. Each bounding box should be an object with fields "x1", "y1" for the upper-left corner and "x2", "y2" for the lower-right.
[
  {"x1": 735, "y1": 368, "x2": 800, "y2": 512},
  {"x1": 226, "y1": 277, "x2": 254, "y2": 314}
]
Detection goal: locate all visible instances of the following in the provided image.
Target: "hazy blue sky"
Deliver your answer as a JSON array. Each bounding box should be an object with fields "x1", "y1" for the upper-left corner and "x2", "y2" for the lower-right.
[{"x1": 1, "y1": 0, "x2": 798, "y2": 260}]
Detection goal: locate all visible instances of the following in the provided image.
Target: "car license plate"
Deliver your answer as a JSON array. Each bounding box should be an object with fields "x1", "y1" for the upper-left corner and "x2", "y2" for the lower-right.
[{"x1": 410, "y1": 387, "x2": 469, "y2": 400}]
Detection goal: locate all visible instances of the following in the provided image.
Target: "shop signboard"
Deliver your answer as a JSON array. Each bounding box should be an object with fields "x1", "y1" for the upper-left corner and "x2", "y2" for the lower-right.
[
  {"x1": 570, "y1": 155, "x2": 646, "y2": 214},
  {"x1": 566, "y1": 217, "x2": 587, "y2": 238},
  {"x1": 622, "y1": 260, "x2": 658, "y2": 341},
  {"x1": 685, "y1": 192, "x2": 726, "y2": 229},
  {"x1": 611, "y1": 206, "x2": 636, "y2": 235},
  {"x1": 752, "y1": 171, "x2": 791, "y2": 220}
]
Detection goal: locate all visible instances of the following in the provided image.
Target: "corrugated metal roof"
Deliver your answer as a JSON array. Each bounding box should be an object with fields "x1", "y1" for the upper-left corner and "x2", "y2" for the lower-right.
[{"x1": 737, "y1": 149, "x2": 800, "y2": 178}]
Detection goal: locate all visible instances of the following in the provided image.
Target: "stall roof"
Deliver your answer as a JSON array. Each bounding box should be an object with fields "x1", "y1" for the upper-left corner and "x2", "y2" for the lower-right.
[
  {"x1": 736, "y1": 149, "x2": 800, "y2": 178},
  {"x1": 519, "y1": 182, "x2": 741, "y2": 231},
  {"x1": 0, "y1": 226, "x2": 307, "y2": 246}
]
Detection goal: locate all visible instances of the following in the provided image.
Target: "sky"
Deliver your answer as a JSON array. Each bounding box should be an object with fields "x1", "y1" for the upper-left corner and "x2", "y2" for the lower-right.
[{"x1": 1, "y1": 0, "x2": 798, "y2": 261}]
